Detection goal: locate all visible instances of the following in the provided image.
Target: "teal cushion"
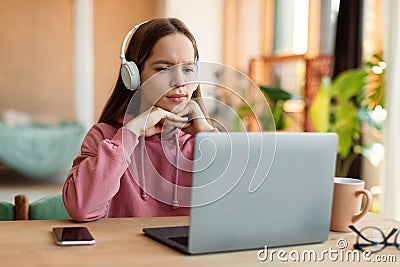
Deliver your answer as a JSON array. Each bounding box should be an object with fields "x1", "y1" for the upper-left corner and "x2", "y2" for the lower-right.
[
  {"x1": 0, "y1": 201, "x2": 14, "y2": 220},
  {"x1": 0, "y1": 123, "x2": 85, "y2": 179},
  {"x1": 29, "y1": 194, "x2": 71, "y2": 220}
]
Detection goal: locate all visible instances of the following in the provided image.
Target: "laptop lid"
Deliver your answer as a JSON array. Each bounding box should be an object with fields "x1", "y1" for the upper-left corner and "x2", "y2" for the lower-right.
[{"x1": 187, "y1": 132, "x2": 338, "y2": 254}]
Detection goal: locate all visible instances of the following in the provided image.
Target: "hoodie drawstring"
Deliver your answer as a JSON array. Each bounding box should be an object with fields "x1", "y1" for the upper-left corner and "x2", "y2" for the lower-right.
[
  {"x1": 172, "y1": 132, "x2": 180, "y2": 209},
  {"x1": 140, "y1": 136, "x2": 149, "y2": 200}
]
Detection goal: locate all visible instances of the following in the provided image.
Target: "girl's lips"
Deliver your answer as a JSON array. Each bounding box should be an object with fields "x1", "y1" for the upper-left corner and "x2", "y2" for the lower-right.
[{"x1": 167, "y1": 94, "x2": 187, "y2": 103}]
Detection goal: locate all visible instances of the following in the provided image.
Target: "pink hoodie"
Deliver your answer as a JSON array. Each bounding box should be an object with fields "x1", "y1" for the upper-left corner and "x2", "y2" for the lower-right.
[{"x1": 63, "y1": 122, "x2": 201, "y2": 222}]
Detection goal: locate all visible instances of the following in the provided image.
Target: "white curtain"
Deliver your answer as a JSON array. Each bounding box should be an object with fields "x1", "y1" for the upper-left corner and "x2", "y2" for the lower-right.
[
  {"x1": 74, "y1": 0, "x2": 94, "y2": 131},
  {"x1": 381, "y1": 0, "x2": 400, "y2": 220}
]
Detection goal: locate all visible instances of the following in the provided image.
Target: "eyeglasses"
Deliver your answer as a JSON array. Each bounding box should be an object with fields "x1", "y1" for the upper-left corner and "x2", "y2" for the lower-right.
[{"x1": 349, "y1": 225, "x2": 400, "y2": 253}]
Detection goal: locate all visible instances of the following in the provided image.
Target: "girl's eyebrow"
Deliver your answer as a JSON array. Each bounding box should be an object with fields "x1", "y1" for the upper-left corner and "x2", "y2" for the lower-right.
[{"x1": 151, "y1": 60, "x2": 196, "y2": 66}]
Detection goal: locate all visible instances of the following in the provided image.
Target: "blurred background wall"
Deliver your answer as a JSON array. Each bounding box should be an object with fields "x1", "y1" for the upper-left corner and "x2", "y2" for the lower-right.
[
  {"x1": 0, "y1": 0, "x2": 157, "y2": 122},
  {"x1": 0, "y1": 0, "x2": 75, "y2": 121}
]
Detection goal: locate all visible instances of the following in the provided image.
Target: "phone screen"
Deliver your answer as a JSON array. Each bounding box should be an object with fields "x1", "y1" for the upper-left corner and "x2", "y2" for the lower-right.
[{"x1": 53, "y1": 227, "x2": 95, "y2": 245}]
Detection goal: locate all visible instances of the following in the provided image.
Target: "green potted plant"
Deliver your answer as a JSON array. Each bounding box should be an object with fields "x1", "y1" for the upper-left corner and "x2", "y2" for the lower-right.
[
  {"x1": 235, "y1": 79, "x2": 303, "y2": 132},
  {"x1": 259, "y1": 77, "x2": 303, "y2": 131},
  {"x1": 309, "y1": 54, "x2": 386, "y2": 177}
]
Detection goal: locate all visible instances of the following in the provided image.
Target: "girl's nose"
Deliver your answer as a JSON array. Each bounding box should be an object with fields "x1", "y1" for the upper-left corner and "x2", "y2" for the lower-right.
[{"x1": 169, "y1": 67, "x2": 185, "y2": 88}]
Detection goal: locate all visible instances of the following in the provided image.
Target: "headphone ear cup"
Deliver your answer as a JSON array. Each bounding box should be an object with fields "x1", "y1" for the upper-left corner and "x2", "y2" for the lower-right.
[{"x1": 121, "y1": 61, "x2": 140, "y2": 90}]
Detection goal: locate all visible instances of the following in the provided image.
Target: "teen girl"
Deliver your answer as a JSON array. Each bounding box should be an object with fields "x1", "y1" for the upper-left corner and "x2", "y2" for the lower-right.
[{"x1": 63, "y1": 18, "x2": 215, "y2": 222}]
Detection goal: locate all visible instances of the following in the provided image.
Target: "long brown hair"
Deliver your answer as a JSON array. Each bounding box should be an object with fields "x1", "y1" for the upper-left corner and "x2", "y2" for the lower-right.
[{"x1": 98, "y1": 18, "x2": 205, "y2": 124}]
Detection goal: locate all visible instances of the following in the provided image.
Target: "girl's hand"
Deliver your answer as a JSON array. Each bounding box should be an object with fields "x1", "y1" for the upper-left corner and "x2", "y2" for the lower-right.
[
  {"x1": 173, "y1": 100, "x2": 214, "y2": 136},
  {"x1": 124, "y1": 107, "x2": 188, "y2": 137}
]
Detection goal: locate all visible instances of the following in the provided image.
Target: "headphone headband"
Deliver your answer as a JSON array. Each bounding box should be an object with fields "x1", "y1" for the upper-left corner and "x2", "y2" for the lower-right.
[{"x1": 120, "y1": 21, "x2": 148, "y2": 64}]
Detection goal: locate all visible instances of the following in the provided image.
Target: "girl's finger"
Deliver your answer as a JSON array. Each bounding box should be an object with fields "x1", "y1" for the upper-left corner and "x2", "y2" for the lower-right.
[
  {"x1": 162, "y1": 120, "x2": 189, "y2": 129},
  {"x1": 144, "y1": 125, "x2": 162, "y2": 137},
  {"x1": 166, "y1": 113, "x2": 189, "y2": 122},
  {"x1": 175, "y1": 102, "x2": 200, "y2": 118},
  {"x1": 154, "y1": 107, "x2": 188, "y2": 122},
  {"x1": 182, "y1": 122, "x2": 192, "y2": 128}
]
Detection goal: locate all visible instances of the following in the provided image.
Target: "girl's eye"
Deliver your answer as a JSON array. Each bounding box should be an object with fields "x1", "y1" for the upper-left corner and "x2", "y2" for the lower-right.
[
  {"x1": 183, "y1": 64, "x2": 197, "y2": 74},
  {"x1": 183, "y1": 67, "x2": 194, "y2": 73},
  {"x1": 156, "y1": 66, "x2": 170, "y2": 72}
]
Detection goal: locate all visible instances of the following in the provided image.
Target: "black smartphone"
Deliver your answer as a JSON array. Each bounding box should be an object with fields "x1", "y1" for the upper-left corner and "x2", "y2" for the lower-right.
[{"x1": 52, "y1": 227, "x2": 96, "y2": 246}]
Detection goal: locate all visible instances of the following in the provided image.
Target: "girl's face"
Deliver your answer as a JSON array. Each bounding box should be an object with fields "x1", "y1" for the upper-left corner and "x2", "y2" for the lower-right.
[{"x1": 139, "y1": 33, "x2": 197, "y2": 113}]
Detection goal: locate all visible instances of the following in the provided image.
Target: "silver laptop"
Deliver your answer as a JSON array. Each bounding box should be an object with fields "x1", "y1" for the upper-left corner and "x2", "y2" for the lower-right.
[{"x1": 143, "y1": 132, "x2": 338, "y2": 254}]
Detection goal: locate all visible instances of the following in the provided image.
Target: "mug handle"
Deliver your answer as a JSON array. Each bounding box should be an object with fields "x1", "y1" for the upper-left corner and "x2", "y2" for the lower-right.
[{"x1": 351, "y1": 189, "x2": 373, "y2": 224}]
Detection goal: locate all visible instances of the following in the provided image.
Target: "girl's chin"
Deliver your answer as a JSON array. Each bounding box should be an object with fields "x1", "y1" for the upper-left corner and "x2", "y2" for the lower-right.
[
  {"x1": 158, "y1": 100, "x2": 188, "y2": 111},
  {"x1": 168, "y1": 97, "x2": 187, "y2": 103}
]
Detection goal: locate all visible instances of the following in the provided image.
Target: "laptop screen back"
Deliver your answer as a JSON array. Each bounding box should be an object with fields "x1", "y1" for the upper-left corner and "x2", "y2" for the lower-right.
[{"x1": 188, "y1": 132, "x2": 338, "y2": 254}]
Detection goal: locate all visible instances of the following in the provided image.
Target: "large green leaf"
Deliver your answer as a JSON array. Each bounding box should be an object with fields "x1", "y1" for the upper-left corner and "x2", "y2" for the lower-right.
[
  {"x1": 309, "y1": 77, "x2": 331, "y2": 132},
  {"x1": 259, "y1": 85, "x2": 293, "y2": 103},
  {"x1": 330, "y1": 69, "x2": 368, "y2": 103},
  {"x1": 332, "y1": 103, "x2": 360, "y2": 158}
]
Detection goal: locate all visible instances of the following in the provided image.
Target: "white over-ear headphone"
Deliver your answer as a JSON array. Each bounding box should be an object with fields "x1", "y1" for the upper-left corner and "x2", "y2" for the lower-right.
[{"x1": 120, "y1": 21, "x2": 148, "y2": 90}]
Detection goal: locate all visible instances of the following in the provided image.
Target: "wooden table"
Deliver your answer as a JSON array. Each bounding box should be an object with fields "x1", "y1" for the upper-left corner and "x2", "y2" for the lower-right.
[{"x1": 0, "y1": 213, "x2": 399, "y2": 266}]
